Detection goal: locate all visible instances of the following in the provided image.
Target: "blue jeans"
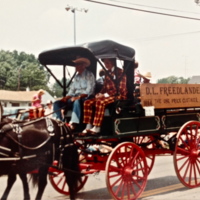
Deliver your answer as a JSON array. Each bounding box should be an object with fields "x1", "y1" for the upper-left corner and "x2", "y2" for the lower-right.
[{"x1": 53, "y1": 98, "x2": 85, "y2": 123}]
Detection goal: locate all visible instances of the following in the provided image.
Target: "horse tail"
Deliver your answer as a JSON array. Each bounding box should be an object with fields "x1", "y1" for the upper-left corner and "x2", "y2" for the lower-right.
[
  {"x1": 29, "y1": 173, "x2": 39, "y2": 188},
  {"x1": 62, "y1": 144, "x2": 81, "y2": 200}
]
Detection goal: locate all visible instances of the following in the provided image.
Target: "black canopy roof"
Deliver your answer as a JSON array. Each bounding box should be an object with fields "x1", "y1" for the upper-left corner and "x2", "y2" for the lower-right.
[
  {"x1": 38, "y1": 40, "x2": 135, "y2": 66},
  {"x1": 83, "y1": 40, "x2": 135, "y2": 60}
]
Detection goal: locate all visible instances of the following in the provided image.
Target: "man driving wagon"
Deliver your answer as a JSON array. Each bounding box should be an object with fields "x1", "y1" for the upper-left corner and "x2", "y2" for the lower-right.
[{"x1": 53, "y1": 57, "x2": 95, "y2": 130}]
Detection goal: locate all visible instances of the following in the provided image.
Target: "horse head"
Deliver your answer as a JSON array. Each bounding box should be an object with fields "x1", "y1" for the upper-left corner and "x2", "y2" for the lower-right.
[{"x1": 0, "y1": 103, "x2": 12, "y2": 125}]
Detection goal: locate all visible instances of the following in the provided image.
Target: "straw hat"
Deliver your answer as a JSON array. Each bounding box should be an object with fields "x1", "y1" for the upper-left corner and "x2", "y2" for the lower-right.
[
  {"x1": 139, "y1": 72, "x2": 152, "y2": 80},
  {"x1": 46, "y1": 100, "x2": 52, "y2": 105},
  {"x1": 38, "y1": 89, "x2": 45, "y2": 94},
  {"x1": 73, "y1": 57, "x2": 91, "y2": 67}
]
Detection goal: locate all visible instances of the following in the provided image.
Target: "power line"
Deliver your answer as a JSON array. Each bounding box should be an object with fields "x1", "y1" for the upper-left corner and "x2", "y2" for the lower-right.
[
  {"x1": 108, "y1": 0, "x2": 200, "y2": 15},
  {"x1": 83, "y1": 0, "x2": 200, "y2": 21},
  {"x1": 130, "y1": 30, "x2": 200, "y2": 42}
]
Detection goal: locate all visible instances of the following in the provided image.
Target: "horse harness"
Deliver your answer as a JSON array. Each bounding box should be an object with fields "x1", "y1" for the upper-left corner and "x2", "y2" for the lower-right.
[{"x1": 0, "y1": 117, "x2": 72, "y2": 163}]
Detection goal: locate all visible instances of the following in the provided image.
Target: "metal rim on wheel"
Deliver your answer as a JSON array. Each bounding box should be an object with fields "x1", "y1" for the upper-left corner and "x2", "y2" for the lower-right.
[
  {"x1": 173, "y1": 120, "x2": 200, "y2": 188},
  {"x1": 105, "y1": 142, "x2": 148, "y2": 200}
]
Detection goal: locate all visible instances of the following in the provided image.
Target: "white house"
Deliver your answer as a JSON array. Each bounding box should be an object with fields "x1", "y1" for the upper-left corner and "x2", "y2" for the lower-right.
[
  {"x1": 188, "y1": 76, "x2": 200, "y2": 84},
  {"x1": 0, "y1": 90, "x2": 55, "y2": 107}
]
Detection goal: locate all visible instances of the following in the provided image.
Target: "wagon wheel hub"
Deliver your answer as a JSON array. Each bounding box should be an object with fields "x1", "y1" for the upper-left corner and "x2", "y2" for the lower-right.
[
  {"x1": 190, "y1": 148, "x2": 199, "y2": 163},
  {"x1": 123, "y1": 166, "x2": 135, "y2": 181},
  {"x1": 188, "y1": 139, "x2": 200, "y2": 163}
]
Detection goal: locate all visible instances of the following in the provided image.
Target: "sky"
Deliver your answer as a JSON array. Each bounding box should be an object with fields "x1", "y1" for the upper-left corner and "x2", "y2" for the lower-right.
[{"x1": 1, "y1": 0, "x2": 200, "y2": 83}]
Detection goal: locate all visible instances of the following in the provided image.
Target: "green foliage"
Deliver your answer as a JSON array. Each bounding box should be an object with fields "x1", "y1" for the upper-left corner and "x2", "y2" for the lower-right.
[
  {"x1": 0, "y1": 50, "x2": 49, "y2": 91},
  {"x1": 0, "y1": 50, "x2": 74, "y2": 97},
  {"x1": 157, "y1": 76, "x2": 190, "y2": 84},
  {"x1": 51, "y1": 77, "x2": 70, "y2": 98}
]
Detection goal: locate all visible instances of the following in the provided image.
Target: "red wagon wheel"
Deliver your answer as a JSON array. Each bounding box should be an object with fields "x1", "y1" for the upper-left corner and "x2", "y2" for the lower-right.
[
  {"x1": 133, "y1": 136, "x2": 155, "y2": 174},
  {"x1": 105, "y1": 142, "x2": 148, "y2": 200},
  {"x1": 49, "y1": 148, "x2": 88, "y2": 195},
  {"x1": 173, "y1": 121, "x2": 200, "y2": 188}
]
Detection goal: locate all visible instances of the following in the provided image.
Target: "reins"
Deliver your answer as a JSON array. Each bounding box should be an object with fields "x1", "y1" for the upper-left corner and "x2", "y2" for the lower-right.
[
  {"x1": 6, "y1": 132, "x2": 51, "y2": 150},
  {"x1": 0, "y1": 118, "x2": 53, "y2": 150}
]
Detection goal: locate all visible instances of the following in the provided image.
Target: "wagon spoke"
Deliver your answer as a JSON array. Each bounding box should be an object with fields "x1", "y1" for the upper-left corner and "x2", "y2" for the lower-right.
[
  {"x1": 196, "y1": 158, "x2": 200, "y2": 167},
  {"x1": 188, "y1": 162, "x2": 193, "y2": 184},
  {"x1": 132, "y1": 179, "x2": 142, "y2": 188},
  {"x1": 194, "y1": 125, "x2": 199, "y2": 138},
  {"x1": 177, "y1": 157, "x2": 189, "y2": 172},
  {"x1": 114, "y1": 183, "x2": 122, "y2": 199},
  {"x1": 133, "y1": 136, "x2": 156, "y2": 174},
  {"x1": 49, "y1": 159, "x2": 88, "y2": 195},
  {"x1": 180, "y1": 136, "x2": 190, "y2": 148},
  {"x1": 109, "y1": 164, "x2": 122, "y2": 173},
  {"x1": 193, "y1": 162, "x2": 200, "y2": 185},
  {"x1": 113, "y1": 179, "x2": 125, "y2": 198},
  {"x1": 174, "y1": 121, "x2": 200, "y2": 188},
  {"x1": 54, "y1": 173, "x2": 63, "y2": 185},
  {"x1": 126, "y1": 182, "x2": 130, "y2": 200},
  {"x1": 133, "y1": 170, "x2": 146, "y2": 181},
  {"x1": 106, "y1": 142, "x2": 148, "y2": 200},
  {"x1": 124, "y1": 181, "x2": 130, "y2": 199},
  {"x1": 176, "y1": 154, "x2": 189, "y2": 161},
  {"x1": 192, "y1": 163, "x2": 197, "y2": 185},
  {"x1": 130, "y1": 151, "x2": 140, "y2": 166},
  {"x1": 129, "y1": 180, "x2": 137, "y2": 198},
  {"x1": 176, "y1": 147, "x2": 190, "y2": 155},
  {"x1": 61, "y1": 179, "x2": 67, "y2": 191},
  {"x1": 111, "y1": 176, "x2": 123, "y2": 189},
  {"x1": 182, "y1": 158, "x2": 191, "y2": 181},
  {"x1": 120, "y1": 180, "x2": 126, "y2": 199}
]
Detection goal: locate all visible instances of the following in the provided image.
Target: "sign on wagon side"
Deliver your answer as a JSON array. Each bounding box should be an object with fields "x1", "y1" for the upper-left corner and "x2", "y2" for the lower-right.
[{"x1": 140, "y1": 83, "x2": 200, "y2": 109}]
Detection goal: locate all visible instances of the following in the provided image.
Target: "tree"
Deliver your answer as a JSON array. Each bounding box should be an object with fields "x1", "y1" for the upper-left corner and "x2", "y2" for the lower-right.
[
  {"x1": 157, "y1": 76, "x2": 190, "y2": 84},
  {"x1": 50, "y1": 77, "x2": 70, "y2": 98},
  {"x1": 0, "y1": 50, "x2": 49, "y2": 91}
]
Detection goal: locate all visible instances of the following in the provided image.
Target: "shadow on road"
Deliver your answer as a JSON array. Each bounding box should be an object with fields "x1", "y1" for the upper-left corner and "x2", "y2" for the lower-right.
[
  {"x1": 146, "y1": 175, "x2": 181, "y2": 189},
  {"x1": 76, "y1": 175, "x2": 190, "y2": 200},
  {"x1": 76, "y1": 187, "x2": 111, "y2": 200},
  {"x1": 139, "y1": 175, "x2": 189, "y2": 199}
]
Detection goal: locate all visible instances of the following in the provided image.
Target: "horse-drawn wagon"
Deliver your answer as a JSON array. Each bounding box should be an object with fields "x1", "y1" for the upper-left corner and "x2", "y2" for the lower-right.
[
  {"x1": 1, "y1": 40, "x2": 200, "y2": 200},
  {"x1": 37, "y1": 40, "x2": 200, "y2": 200}
]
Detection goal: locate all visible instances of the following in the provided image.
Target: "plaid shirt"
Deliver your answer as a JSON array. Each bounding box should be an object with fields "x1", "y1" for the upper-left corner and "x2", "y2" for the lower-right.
[{"x1": 100, "y1": 67, "x2": 127, "y2": 99}]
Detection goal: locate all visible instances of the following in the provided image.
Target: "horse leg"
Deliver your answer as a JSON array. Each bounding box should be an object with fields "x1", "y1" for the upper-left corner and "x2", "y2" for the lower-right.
[
  {"x1": 35, "y1": 167, "x2": 48, "y2": 200},
  {"x1": 65, "y1": 173, "x2": 76, "y2": 200},
  {"x1": 1, "y1": 172, "x2": 17, "y2": 200},
  {"x1": 63, "y1": 145, "x2": 80, "y2": 200},
  {"x1": 18, "y1": 173, "x2": 30, "y2": 200}
]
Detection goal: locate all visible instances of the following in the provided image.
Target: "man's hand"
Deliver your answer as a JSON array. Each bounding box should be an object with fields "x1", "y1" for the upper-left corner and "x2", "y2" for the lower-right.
[
  {"x1": 71, "y1": 94, "x2": 88, "y2": 102},
  {"x1": 61, "y1": 96, "x2": 71, "y2": 102},
  {"x1": 71, "y1": 96, "x2": 80, "y2": 102},
  {"x1": 95, "y1": 93, "x2": 104, "y2": 99}
]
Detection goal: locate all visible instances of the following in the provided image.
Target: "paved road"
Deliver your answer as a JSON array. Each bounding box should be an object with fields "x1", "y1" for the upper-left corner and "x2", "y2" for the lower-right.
[
  {"x1": 140, "y1": 155, "x2": 200, "y2": 200},
  {"x1": 0, "y1": 170, "x2": 111, "y2": 200},
  {"x1": 0, "y1": 155, "x2": 200, "y2": 200}
]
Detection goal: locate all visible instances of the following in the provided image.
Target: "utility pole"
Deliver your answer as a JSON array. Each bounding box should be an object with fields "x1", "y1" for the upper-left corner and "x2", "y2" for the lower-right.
[{"x1": 65, "y1": 5, "x2": 88, "y2": 45}]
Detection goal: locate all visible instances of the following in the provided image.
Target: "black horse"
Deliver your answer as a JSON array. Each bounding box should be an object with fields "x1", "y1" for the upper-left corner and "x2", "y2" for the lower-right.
[{"x1": 0, "y1": 104, "x2": 80, "y2": 200}]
